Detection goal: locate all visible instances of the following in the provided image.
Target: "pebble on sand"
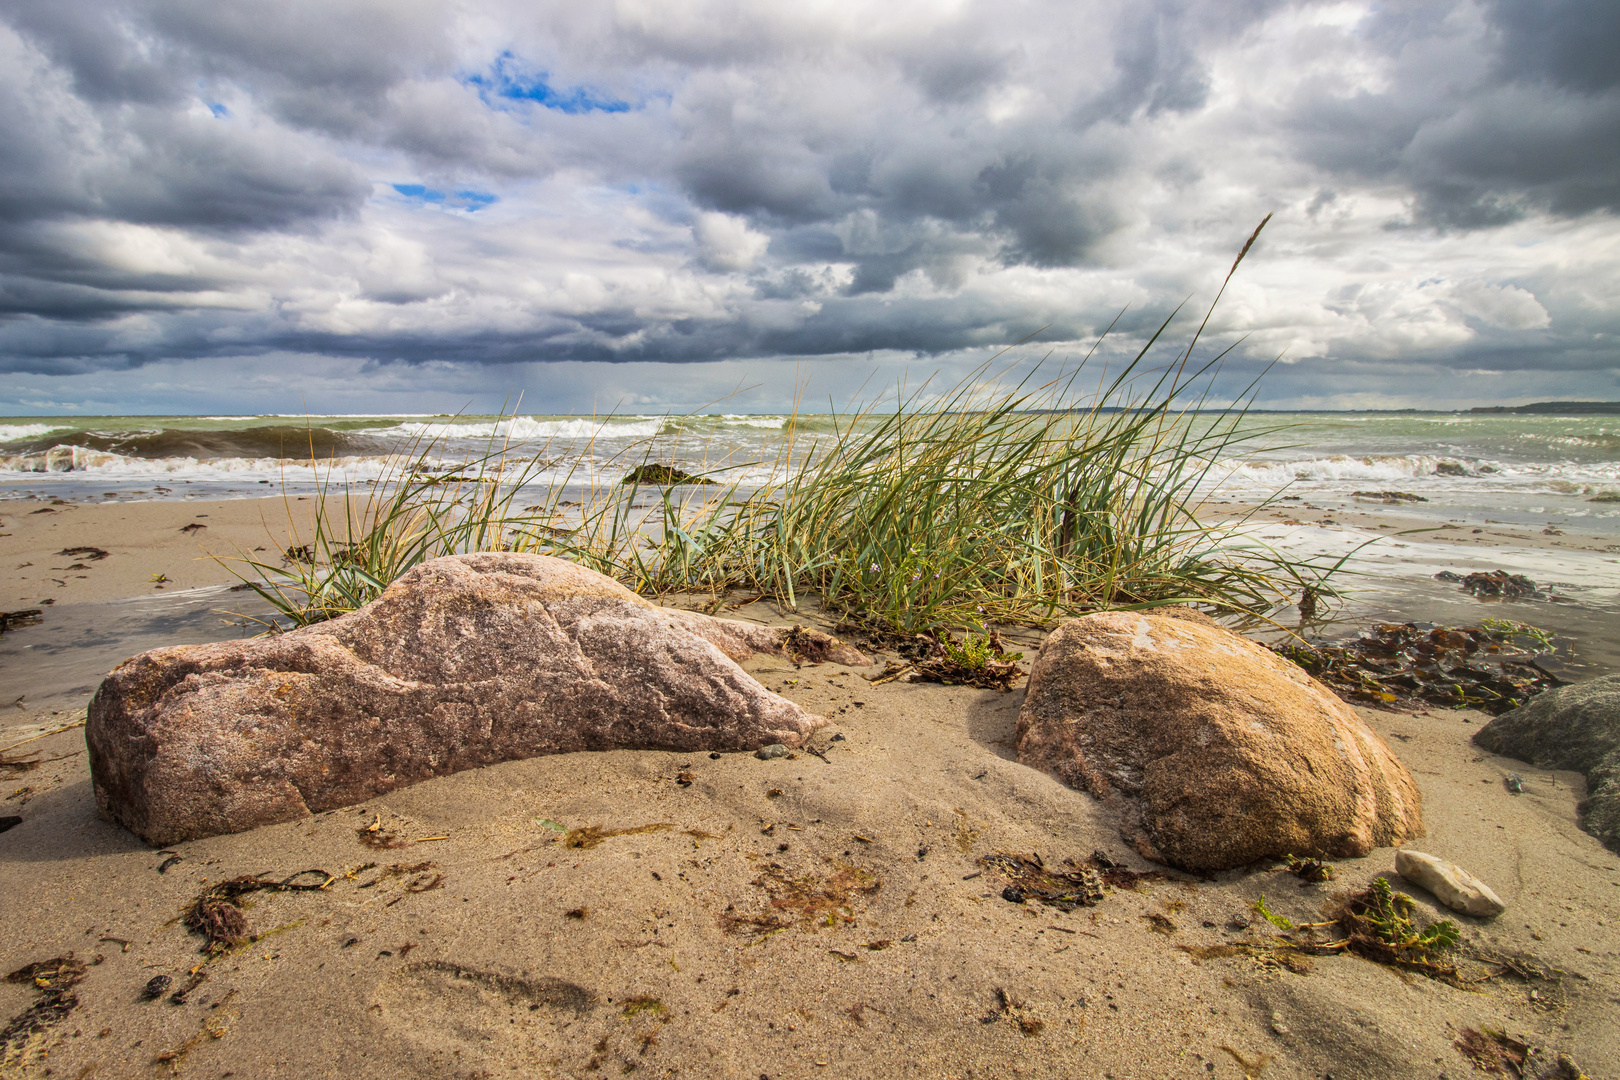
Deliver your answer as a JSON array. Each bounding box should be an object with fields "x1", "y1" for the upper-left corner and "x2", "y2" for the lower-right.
[{"x1": 1394, "y1": 850, "x2": 1507, "y2": 918}]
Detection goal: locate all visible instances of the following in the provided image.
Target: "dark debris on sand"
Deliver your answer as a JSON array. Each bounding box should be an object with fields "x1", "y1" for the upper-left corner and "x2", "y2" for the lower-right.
[
  {"x1": 980, "y1": 850, "x2": 1160, "y2": 911},
  {"x1": 2, "y1": 954, "x2": 90, "y2": 1059},
  {"x1": 1273, "y1": 619, "x2": 1561, "y2": 714},
  {"x1": 181, "y1": 870, "x2": 332, "y2": 956},
  {"x1": 1455, "y1": 1026, "x2": 1591, "y2": 1079}
]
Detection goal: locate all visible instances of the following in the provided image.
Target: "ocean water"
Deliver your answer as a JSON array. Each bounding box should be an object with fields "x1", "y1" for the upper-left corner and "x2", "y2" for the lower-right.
[{"x1": 3, "y1": 409, "x2": 1617, "y2": 676}]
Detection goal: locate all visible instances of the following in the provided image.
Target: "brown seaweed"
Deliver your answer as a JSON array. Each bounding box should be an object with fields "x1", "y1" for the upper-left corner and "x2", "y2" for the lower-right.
[
  {"x1": 1454, "y1": 1027, "x2": 1588, "y2": 1079},
  {"x1": 2, "y1": 955, "x2": 89, "y2": 1063},
  {"x1": 1273, "y1": 618, "x2": 1559, "y2": 714},
  {"x1": 980, "y1": 852, "x2": 1109, "y2": 910},
  {"x1": 56, "y1": 546, "x2": 108, "y2": 561},
  {"x1": 721, "y1": 860, "x2": 880, "y2": 936},
  {"x1": 1180, "y1": 877, "x2": 1467, "y2": 985},
  {"x1": 562, "y1": 822, "x2": 674, "y2": 849},
  {"x1": 181, "y1": 870, "x2": 332, "y2": 955}
]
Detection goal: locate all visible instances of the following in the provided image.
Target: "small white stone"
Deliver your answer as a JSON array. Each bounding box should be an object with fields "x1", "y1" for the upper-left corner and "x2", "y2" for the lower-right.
[{"x1": 1395, "y1": 850, "x2": 1507, "y2": 918}]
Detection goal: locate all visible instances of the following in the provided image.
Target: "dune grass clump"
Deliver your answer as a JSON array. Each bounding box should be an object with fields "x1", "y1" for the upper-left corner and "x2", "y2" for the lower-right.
[
  {"x1": 232, "y1": 218, "x2": 1335, "y2": 634},
  {"x1": 591, "y1": 352, "x2": 1306, "y2": 635}
]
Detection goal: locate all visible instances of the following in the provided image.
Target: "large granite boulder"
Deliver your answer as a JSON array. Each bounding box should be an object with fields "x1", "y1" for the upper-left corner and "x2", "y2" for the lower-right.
[
  {"x1": 88, "y1": 553, "x2": 867, "y2": 845},
  {"x1": 1474, "y1": 674, "x2": 1620, "y2": 853},
  {"x1": 1016, "y1": 610, "x2": 1424, "y2": 871}
]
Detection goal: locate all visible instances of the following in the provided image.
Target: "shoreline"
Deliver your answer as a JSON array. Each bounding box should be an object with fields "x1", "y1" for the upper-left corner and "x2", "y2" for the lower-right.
[
  {"x1": 4, "y1": 491, "x2": 1615, "y2": 609},
  {"x1": 1199, "y1": 495, "x2": 1620, "y2": 556},
  {"x1": 1, "y1": 495, "x2": 353, "y2": 611}
]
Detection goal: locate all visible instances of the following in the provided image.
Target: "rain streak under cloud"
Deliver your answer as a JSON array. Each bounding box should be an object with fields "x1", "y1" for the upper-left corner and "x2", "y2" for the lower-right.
[{"x1": 0, "y1": 0, "x2": 1617, "y2": 413}]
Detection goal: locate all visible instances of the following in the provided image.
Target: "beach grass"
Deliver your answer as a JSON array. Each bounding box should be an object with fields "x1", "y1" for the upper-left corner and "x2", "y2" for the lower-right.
[
  {"x1": 230, "y1": 218, "x2": 1334, "y2": 634},
  {"x1": 224, "y1": 428, "x2": 554, "y2": 627}
]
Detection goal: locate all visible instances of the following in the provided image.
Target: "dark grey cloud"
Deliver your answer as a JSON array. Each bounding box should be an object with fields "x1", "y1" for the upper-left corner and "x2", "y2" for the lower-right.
[
  {"x1": 1485, "y1": 0, "x2": 1620, "y2": 94},
  {"x1": 1283, "y1": 0, "x2": 1620, "y2": 228},
  {"x1": 897, "y1": 39, "x2": 1014, "y2": 105},
  {"x1": 0, "y1": 0, "x2": 1615, "y2": 411}
]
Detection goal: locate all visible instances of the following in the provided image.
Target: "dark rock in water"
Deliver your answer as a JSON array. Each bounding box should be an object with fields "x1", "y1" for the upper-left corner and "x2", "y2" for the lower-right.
[
  {"x1": 1459, "y1": 570, "x2": 1540, "y2": 598},
  {"x1": 1474, "y1": 674, "x2": 1620, "y2": 854},
  {"x1": 1017, "y1": 610, "x2": 1424, "y2": 872},
  {"x1": 1351, "y1": 490, "x2": 1428, "y2": 503},
  {"x1": 87, "y1": 553, "x2": 866, "y2": 845},
  {"x1": 1434, "y1": 461, "x2": 1470, "y2": 476},
  {"x1": 0, "y1": 608, "x2": 44, "y2": 633},
  {"x1": 620, "y1": 464, "x2": 717, "y2": 486},
  {"x1": 1434, "y1": 571, "x2": 1464, "y2": 583}
]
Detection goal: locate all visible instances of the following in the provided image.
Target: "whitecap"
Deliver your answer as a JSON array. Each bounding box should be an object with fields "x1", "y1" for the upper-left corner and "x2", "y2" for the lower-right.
[{"x1": 0, "y1": 423, "x2": 70, "y2": 444}]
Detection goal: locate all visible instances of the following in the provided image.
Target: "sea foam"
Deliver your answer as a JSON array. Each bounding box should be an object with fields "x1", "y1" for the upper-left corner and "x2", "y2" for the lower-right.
[
  {"x1": 389, "y1": 417, "x2": 668, "y2": 441},
  {"x1": 0, "y1": 423, "x2": 69, "y2": 444}
]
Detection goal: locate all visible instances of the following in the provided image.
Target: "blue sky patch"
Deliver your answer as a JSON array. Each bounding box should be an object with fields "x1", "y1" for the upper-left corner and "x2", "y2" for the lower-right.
[
  {"x1": 391, "y1": 184, "x2": 498, "y2": 210},
  {"x1": 464, "y1": 51, "x2": 630, "y2": 115}
]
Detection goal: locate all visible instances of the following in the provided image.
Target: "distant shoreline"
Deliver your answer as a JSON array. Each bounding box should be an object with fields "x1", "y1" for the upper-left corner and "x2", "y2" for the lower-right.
[
  {"x1": 1466, "y1": 401, "x2": 1620, "y2": 415},
  {"x1": 5, "y1": 400, "x2": 1620, "y2": 422}
]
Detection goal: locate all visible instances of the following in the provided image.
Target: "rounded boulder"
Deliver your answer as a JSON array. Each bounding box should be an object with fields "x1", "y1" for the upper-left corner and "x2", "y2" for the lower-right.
[{"x1": 1016, "y1": 610, "x2": 1424, "y2": 871}]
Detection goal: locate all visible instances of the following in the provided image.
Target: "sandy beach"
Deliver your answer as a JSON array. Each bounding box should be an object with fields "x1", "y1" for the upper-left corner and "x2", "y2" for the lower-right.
[
  {"x1": 1, "y1": 497, "x2": 1617, "y2": 1079},
  {"x1": 1, "y1": 497, "x2": 351, "y2": 611}
]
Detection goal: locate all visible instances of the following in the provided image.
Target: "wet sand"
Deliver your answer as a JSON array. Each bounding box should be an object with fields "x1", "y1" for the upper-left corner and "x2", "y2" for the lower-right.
[
  {"x1": 1199, "y1": 496, "x2": 1620, "y2": 557},
  {"x1": 0, "y1": 498, "x2": 1617, "y2": 1079},
  {"x1": 2, "y1": 496, "x2": 348, "y2": 610}
]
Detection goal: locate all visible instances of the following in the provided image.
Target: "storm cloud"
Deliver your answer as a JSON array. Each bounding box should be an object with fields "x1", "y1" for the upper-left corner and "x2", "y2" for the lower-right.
[{"x1": 0, "y1": 0, "x2": 1616, "y2": 411}]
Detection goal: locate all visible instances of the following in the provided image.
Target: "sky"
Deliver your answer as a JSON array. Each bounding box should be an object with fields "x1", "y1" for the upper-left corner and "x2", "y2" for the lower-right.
[{"x1": 1, "y1": 0, "x2": 1617, "y2": 415}]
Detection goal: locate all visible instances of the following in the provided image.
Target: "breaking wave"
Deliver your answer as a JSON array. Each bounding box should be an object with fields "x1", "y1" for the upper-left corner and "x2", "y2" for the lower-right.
[
  {"x1": 0, "y1": 424, "x2": 391, "y2": 460},
  {"x1": 389, "y1": 417, "x2": 669, "y2": 441},
  {"x1": 0, "y1": 446, "x2": 404, "y2": 481},
  {"x1": 1209, "y1": 453, "x2": 1620, "y2": 492},
  {"x1": 0, "y1": 423, "x2": 71, "y2": 444}
]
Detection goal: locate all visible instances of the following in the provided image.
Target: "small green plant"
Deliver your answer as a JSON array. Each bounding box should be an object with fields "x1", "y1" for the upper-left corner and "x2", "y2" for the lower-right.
[
  {"x1": 1352, "y1": 877, "x2": 1459, "y2": 956},
  {"x1": 909, "y1": 629, "x2": 1026, "y2": 690},
  {"x1": 1252, "y1": 894, "x2": 1294, "y2": 931},
  {"x1": 941, "y1": 632, "x2": 1002, "y2": 673}
]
